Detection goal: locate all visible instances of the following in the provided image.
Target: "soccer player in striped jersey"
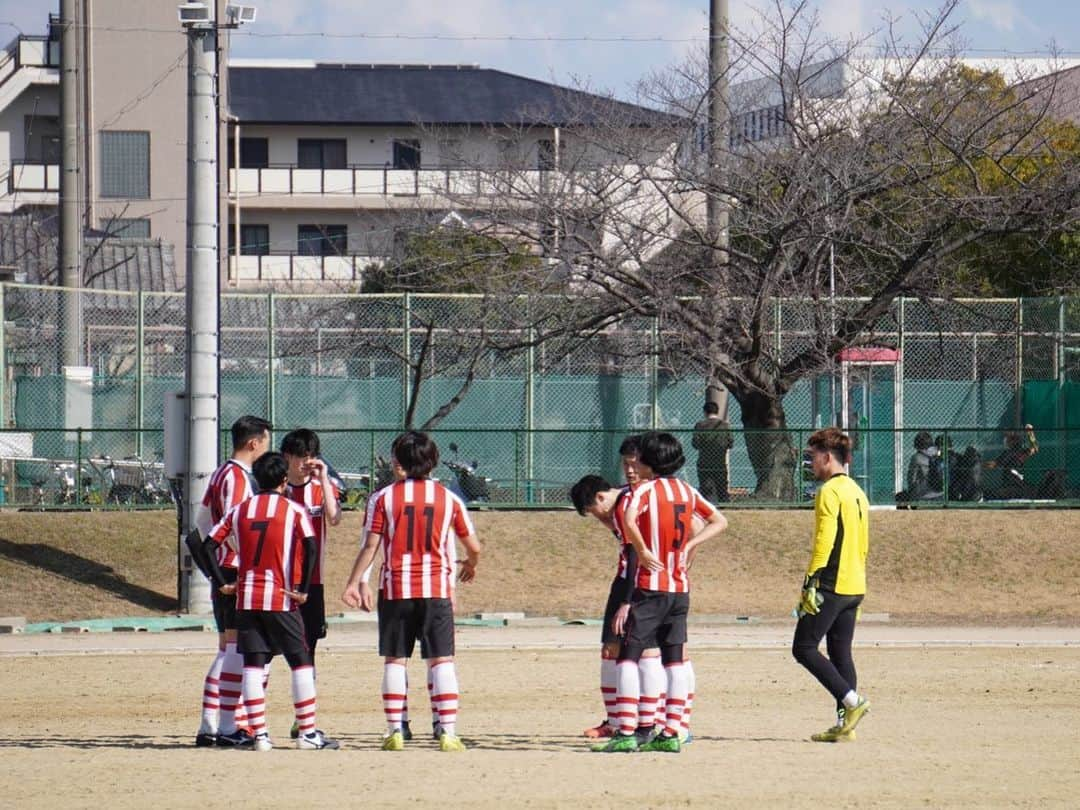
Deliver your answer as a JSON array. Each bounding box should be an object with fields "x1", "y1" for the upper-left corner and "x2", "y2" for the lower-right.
[
  {"x1": 793, "y1": 428, "x2": 871, "y2": 742},
  {"x1": 570, "y1": 435, "x2": 668, "y2": 741},
  {"x1": 281, "y1": 429, "x2": 342, "y2": 739},
  {"x1": 341, "y1": 431, "x2": 481, "y2": 753},
  {"x1": 595, "y1": 431, "x2": 727, "y2": 753},
  {"x1": 192, "y1": 415, "x2": 270, "y2": 747},
  {"x1": 202, "y1": 451, "x2": 339, "y2": 752}
]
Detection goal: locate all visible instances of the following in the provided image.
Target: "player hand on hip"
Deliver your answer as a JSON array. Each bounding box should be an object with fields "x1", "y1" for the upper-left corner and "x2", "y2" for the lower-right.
[
  {"x1": 639, "y1": 548, "x2": 663, "y2": 572},
  {"x1": 282, "y1": 587, "x2": 308, "y2": 605},
  {"x1": 612, "y1": 603, "x2": 631, "y2": 637}
]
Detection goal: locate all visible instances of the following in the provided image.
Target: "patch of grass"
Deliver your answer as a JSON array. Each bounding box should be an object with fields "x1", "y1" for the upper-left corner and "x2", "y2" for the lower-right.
[{"x1": 0, "y1": 508, "x2": 1077, "y2": 623}]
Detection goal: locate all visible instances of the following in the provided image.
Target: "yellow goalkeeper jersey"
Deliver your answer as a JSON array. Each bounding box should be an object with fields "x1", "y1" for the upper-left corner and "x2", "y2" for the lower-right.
[{"x1": 807, "y1": 473, "x2": 869, "y2": 596}]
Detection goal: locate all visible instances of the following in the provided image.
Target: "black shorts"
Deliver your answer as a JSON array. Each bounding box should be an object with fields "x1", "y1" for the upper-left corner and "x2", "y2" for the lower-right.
[
  {"x1": 299, "y1": 584, "x2": 327, "y2": 647},
  {"x1": 623, "y1": 590, "x2": 690, "y2": 650},
  {"x1": 378, "y1": 596, "x2": 455, "y2": 659},
  {"x1": 601, "y1": 578, "x2": 630, "y2": 644},
  {"x1": 236, "y1": 609, "x2": 309, "y2": 658},
  {"x1": 212, "y1": 568, "x2": 238, "y2": 633}
]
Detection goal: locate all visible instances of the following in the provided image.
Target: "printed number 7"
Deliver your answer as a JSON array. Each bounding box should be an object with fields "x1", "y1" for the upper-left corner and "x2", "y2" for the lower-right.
[
  {"x1": 672, "y1": 504, "x2": 687, "y2": 549},
  {"x1": 251, "y1": 520, "x2": 270, "y2": 565}
]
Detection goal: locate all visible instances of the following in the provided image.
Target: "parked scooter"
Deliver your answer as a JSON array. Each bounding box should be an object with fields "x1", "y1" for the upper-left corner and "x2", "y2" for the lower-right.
[{"x1": 443, "y1": 442, "x2": 490, "y2": 503}]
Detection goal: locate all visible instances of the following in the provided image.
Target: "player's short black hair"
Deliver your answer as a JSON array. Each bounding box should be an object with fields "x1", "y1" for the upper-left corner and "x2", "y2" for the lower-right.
[
  {"x1": 280, "y1": 428, "x2": 320, "y2": 457},
  {"x1": 638, "y1": 432, "x2": 685, "y2": 477},
  {"x1": 914, "y1": 430, "x2": 933, "y2": 451},
  {"x1": 569, "y1": 474, "x2": 613, "y2": 515},
  {"x1": 231, "y1": 415, "x2": 272, "y2": 451},
  {"x1": 618, "y1": 435, "x2": 641, "y2": 457},
  {"x1": 703, "y1": 401, "x2": 720, "y2": 415},
  {"x1": 253, "y1": 451, "x2": 288, "y2": 492},
  {"x1": 392, "y1": 430, "x2": 439, "y2": 478}
]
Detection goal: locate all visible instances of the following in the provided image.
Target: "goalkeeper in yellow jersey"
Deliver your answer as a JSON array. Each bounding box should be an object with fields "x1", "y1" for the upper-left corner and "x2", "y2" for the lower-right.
[{"x1": 792, "y1": 427, "x2": 871, "y2": 742}]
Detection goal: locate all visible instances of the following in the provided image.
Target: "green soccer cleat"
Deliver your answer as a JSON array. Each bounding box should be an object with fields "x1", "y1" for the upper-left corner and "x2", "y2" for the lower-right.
[
  {"x1": 638, "y1": 733, "x2": 681, "y2": 753},
  {"x1": 290, "y1": 720, "x2": 300, "y2": 739},
  {"x1": 381, "y1": 730, "x2": 405, "y2": 751},
  {"x1": 810, "y1": 724, "x2": 856, "y2": 743},
  {"x1": 438, "y1": 732, "x2": 467, "y2": 752},
  {"x1": 840, "y1": 698, "x2": 870, "y2": 733},
  {"x1": 591, "y1": 733, "x2": 639, "y2": 753}
]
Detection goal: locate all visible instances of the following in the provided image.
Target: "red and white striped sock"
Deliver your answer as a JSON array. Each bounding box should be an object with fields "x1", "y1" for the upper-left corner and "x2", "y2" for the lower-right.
[
  {"x1": 600, "y1": 657, "x2": 617, "y2": 726},
  {"x1": 382, "y1": 662, "x2": 407, "y2": 733},
  {"x1": 241, "y1": 665, "x2": 267, "y2": 738},
  {"x1": 638, "y1": 656, "x2": 665, "y2": 731},
  {"x1": 217, "y1": 643, "x2": 243, "y2": 735},
  {"x1": 614, "y1": 660, "x2": 640, "y2": 735},
  {"x1": 662, "y1": 661, "x2": 689, "y2": 737},
  {"x1": 291, "y1": 664, "x2": 317, "y2": 736},
  {"x1": 401, "y1": 669, "x2": 410, "y2": 724},
  {"x1": 683, "y1": 659, "x2": 695, "y2": 735},
  {"x1": 429, "y1": 661, "x2": 460, "y2": 737},
  {"x1": 200, "y1": 650, "x2": 225, "y2": 732}
]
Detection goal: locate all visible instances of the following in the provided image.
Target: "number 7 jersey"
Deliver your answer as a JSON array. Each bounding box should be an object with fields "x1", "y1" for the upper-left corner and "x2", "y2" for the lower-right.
[
  {"x1": 627, "y1": 477, "x2": 716, "y2": 593},
  {"x1": 365, "y1": 478, "x2": 475, "y2": 600},
  {"x1": 209, "y1": 492, "x2": 316, "y2": 611}
]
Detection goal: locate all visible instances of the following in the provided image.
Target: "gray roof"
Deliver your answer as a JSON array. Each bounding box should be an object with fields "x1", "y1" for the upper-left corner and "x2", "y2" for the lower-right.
[
  {"x1": 227, "y1": 64, "x2": 668, "y2": 127},
  {"x1": 0, "y1": 213, "x2": 179, "y2": 292}
]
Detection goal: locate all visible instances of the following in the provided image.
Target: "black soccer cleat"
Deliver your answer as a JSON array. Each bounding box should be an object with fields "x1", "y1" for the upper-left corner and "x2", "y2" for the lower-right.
[
  {"x1": 195, "y1": 732, "x2": 217, "y2": 747},
  {"x1": 216, "y1": 729, "x2": 255, "y2": 748}
]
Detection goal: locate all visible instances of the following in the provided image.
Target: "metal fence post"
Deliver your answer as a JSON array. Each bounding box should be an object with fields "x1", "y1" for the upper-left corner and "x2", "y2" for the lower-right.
[
  {"x1": 267, "y1": 291, "x2": 276, "y2": 426},
  {"x1": 525, "y1": 320, "x2": 535, "y2": 503},
  {"x1": 75, "y1": 426, "x2": 82, "y2": 506},
  {"x1": 650, "y1": 316, "x2": 659, "y2": 429},
  {"x1": 1015, "y1": 297, "x2": 1024, "y2": 426},
  {"x1": 135, "y1": 290, "x2": 145, "y2": 457},
  {"x1": 402, "y1": 292, "x2": 411, "y2": 425},
  {"x1": 0, "y1": 282, "x2": 5, "y2": 428}
]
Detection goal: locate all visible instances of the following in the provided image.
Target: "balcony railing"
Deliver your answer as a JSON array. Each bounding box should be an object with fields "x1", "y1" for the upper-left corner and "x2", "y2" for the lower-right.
[
  {"x1": 228, "y1": 253, "x2": 386, "y2": 283},
  {"x1": 228, "y1": 165, "x2": 549, "y2": 197},
  {"x1": 5, "y1": 162, "x2": 60, "y2": 195}
]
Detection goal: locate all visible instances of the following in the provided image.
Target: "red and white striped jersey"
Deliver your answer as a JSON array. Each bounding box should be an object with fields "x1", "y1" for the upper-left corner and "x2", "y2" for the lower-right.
[
  {"x1": 627, "y1": 477, "x2": 716, "y2": 593},
  {"x1": 201, "y1": 459, "x2": 255, "y2": 569},
  {"x1": 209, "y1": 492, "x2": 315, "y2": 612},
  {"x1": 285, "y1": 477, "x2": 339, "y2": 586},
  {"x1": 366, "y1": 478, "x2": 475, "y2": 600},
  {"x1": 611, "y1": 486, "x2": 633, "y2": 579}
]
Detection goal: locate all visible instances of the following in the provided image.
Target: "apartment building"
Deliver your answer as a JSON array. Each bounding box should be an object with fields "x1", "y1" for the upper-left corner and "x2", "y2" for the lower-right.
[{"x1": 0, "y1": 4, "x2": 672, "y2": 290}]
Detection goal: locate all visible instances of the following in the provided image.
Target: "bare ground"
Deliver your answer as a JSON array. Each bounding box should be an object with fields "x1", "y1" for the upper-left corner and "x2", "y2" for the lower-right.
[
  {"x1": 1, "y1": 508, "x2": 1079, "y2": 624},
  {"x1": 1, "y1": 626, "x2": 1078, "y2": 808}
]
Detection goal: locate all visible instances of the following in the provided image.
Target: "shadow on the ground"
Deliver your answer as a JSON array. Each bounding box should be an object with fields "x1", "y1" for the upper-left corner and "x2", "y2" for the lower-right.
[
  {"x1": 0, "y1": 734, "x2": 190, "y2": 750},
  {"x1": 0, "y1": 537, "x2": 175, "y2": 613}
]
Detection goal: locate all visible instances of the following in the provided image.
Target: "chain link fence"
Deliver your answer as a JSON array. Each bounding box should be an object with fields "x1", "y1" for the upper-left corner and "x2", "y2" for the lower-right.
[{"x1": 0, "y1": 284, "x2": 1077, "y2": 508}]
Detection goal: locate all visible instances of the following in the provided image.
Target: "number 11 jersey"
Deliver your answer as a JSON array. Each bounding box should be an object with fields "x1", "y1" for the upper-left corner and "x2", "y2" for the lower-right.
[{"x1": 365, "y1": 478, "x2": 475, "y2": 601}]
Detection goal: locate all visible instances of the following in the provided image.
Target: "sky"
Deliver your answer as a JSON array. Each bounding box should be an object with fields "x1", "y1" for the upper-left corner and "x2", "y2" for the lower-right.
[{"x1": 2, "y1": 1, "x2": 1079, "y2": 97}]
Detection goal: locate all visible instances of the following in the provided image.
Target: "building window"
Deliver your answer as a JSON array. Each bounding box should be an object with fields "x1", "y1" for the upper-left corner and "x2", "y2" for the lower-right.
[
  {"x1": 228, "y1": 224, "x2": 270, "y2": 255},
  {"x1": 297, "y1": 138, "x2": 346, "y2": 169},
  {"x1": 25, "y1": 116, "x2": 60, "y2": 163},
  {"x1": 109, "y1": 218, "x2": 151, "y2": 239},
  {"x1": 100, "y1": 131, "x2": 150, "y2": 198},
  {"x1": 227, "y1": 137, "x2": 269, "y2": 169},
  {"x1": 393, "y1": 139, "x2": 421, "y2": 170},
  {"x1": 298, "y1": 224, "x2": 347, "y2": 256},
  {"x1": 537, "y1": 139, "x2": 556, "y2": 171}
]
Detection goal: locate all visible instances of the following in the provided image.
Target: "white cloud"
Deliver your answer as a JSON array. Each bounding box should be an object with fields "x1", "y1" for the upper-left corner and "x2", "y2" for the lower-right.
[{"x1": 966, "y1": 0, "x2": 1034, "y2": 33}]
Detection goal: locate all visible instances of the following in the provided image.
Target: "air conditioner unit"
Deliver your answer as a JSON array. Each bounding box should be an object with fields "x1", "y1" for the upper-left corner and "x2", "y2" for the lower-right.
[{"x1": 225, "y1": 4, "x2": 257, "y2": 24}]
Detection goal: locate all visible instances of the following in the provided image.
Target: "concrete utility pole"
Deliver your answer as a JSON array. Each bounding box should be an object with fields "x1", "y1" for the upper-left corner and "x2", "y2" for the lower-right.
[
  {"x1": 180, "y1": 3, "x2": 220, "y2": 615},
  {"x1": 59, "y1": 0, "x2": 82, "y2": 367},
  {"x1": 705, "y1": 0, "x2": 731, "y2": 413}
]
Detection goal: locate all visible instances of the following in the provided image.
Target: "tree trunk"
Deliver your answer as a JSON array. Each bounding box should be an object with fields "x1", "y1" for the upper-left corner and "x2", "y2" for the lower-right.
[{"x1": 733, "y1": 387, "x2": 798, "y2": 501}]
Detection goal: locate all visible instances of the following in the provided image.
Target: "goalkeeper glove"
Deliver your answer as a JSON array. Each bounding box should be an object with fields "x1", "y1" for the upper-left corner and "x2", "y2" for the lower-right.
[{"x1": 796, "y1": 574, "x2": 823, "y2": 617}]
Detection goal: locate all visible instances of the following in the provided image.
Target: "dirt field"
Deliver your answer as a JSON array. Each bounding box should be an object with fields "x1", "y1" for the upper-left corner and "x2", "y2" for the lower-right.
[{"x1": 2, "y1": 625, "x2": 1079, "y2": 808}]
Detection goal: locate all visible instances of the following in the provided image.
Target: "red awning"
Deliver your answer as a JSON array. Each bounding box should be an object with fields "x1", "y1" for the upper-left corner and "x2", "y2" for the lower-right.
[{"x1": 837, "y1": 347, "x2": 900, "y2": 363}]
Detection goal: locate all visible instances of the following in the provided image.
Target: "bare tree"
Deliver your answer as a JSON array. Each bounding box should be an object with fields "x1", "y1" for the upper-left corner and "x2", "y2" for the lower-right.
[{"x1": 442, "y1": 0, "x2": 1080, "y2": 498}]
